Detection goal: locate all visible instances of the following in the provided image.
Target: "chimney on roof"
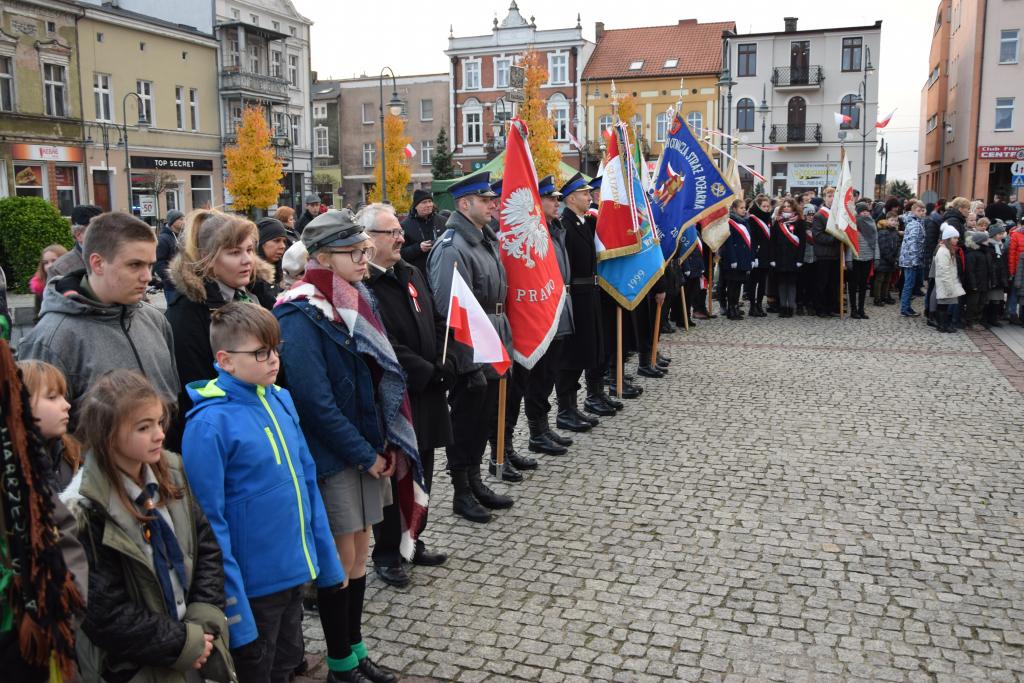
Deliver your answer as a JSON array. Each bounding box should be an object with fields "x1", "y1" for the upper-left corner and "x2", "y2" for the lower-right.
[
  {"x1": 312, "y1": 70, "x2": 318, "y2": 83},
  {"x1": 595, "y1": 21, "x2": 604, "y2": 41},
  {"x1": 784, "y1": 17, "x2": 798, "y2": 32},
  {"x1": 678, "y1": 19, "x2": 696, "y2": 26}
]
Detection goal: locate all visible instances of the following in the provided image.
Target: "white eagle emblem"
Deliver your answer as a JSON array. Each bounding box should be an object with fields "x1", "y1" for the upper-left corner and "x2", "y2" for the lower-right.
[{"x1": 499, "y1": 187, "x2": 550, "y2": 268}]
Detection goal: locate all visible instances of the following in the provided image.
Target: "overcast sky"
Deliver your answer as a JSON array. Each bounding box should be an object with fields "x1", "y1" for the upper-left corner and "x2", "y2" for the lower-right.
[{"x1": 294, "y1": 0, "x2": 929, "y2": 187}]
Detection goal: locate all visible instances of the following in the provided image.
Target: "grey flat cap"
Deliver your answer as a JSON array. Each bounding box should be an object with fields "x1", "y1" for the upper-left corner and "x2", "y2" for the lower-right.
[
  {"x1": 301, "y1": 209, "x2": 368, "y2": 253},
  {"x1": 303, "y1": 193, "x2": 322, "y2": 204}
]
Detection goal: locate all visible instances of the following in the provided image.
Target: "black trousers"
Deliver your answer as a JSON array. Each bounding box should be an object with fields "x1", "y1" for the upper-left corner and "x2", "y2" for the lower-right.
[
  {"x1": 747, "y1": 267, "x2": 768, "y2": 305},
  {"x1": 497, "y1": 362, "x2": 529, "y2": 442},
  {"x1": 725, "y1": 279, "x2": 743, "y2": 309},
  {"x1": 797, "y1": 263, "x2": 815, "y2": 307},
  {"x1": 849, "y1": 260, "x2": 871, "y2": 311},
  {"x1": 445, "y1": 376, "x2": 499, "y2": 472},
  {"x1": 555, "y1": 366, "x2": 604, "y2": 408},
  {"x1": 814, "y1": 259, "x2": 839, "y2": 314},
  {"x1": 776, "y1": 272, "x2": 797, "y2": 310},
  {"x1": 372, "y1": 447, "x2": 436, "y2": 567},
  {"x1": 231, "y1": 586, "x2": 305, "y2": 683},
  {"x1": 524, "y1": 339, "x2": 563, "y2": 423}
]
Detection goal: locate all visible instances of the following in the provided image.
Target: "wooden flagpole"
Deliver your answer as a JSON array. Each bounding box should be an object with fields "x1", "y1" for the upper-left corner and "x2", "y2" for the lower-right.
[
  {"x1": 616, "y1": 308, "x2": 623, "y2": 399},
  {"x1": 680, "y1": 286, "x2": 690, "y2": 331},
  {"x1": 651, "y1": 299, "x2": 663, "y2": 361},
  {"x1": 495, "y1": 375, "x2": 507, "y2": 476},
  {"x1": 707, "y1": 256, "x2": 716, "y2": 315},
  {"x1": 838, "y1": 244, "x2": 846, "y2": 318}
]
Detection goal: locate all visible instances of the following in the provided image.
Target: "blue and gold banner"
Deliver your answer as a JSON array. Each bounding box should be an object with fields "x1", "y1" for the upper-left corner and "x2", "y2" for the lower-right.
[{"x1": 650, "y1": 114, "x2": 735, "y2": 260}]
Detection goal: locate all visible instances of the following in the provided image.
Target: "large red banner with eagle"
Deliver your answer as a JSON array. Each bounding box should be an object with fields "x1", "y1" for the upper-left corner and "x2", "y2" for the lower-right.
[{"x1": 496, "y1": 119, "x2": 566, "y2": 369}]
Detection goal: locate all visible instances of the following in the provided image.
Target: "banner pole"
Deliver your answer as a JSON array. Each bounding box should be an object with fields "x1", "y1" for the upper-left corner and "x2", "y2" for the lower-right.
[
  {"x1": 495, "y1": 375, "x2": 507, "y2": 478},
  {"x1": 680, "y1": 285, "x2": 690, "y2": 331},
  {"x1": 651, "y1": 299, "x2": 663, "y2": 361},
  {"x1": 839, "y1": 244, "x2": 845, "y2": 319},
  {"x1": 707, "y1": 256, "x2": 715, "y2": 315},
  {"x1": 616, "y1": 307, "x2": 623, "y2": 399}
]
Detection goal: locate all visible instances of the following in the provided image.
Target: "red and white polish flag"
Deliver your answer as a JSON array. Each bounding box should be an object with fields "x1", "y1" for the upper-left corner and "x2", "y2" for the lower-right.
[
  {"x1": 403, "y1": 143, "x2": 416, "y2": 159},
  {"x1": 834, "y1": 112, "x2": 853, "y2": 127},
  {"x1": 446, "y1": 266, "x2": 511, "y2": 375}
]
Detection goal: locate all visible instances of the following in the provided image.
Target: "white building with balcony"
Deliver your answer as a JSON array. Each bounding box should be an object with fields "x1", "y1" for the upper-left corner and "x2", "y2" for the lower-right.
[
  {"x1": 725, "y1": 17, "x2": 882, "y2": 197},
  {"x1": 215, "y1": 0, "x2": 312, "y2": 209}
]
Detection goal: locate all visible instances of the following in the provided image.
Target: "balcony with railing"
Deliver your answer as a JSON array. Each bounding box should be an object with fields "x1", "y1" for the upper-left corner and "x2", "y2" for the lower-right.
[
  {"x1": 771, "y1": 66, "x2": 825, "y2": 89},
  {"x1": 220, "y1": 66, "x2": 289, "y2": 102},
  {"x1": 769, "y1": 124, "x2": 822, "y2": 145}
]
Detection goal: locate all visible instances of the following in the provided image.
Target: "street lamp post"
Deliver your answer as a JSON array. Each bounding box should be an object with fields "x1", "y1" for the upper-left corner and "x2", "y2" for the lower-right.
[
  {"x1": 84, "y1": 122, "x2": 124, "y2": 207},
  {"x1": 757, "y1": 84, "x2": 770, "y2": 182},
  {"x1": 718, "y1": 30, "x2": 737, "y2": 158},
  {"x1": 378, "y1": 67, "x2": 403, "y2": 203},
  {"x1": 281, "y1": 112, "x2": 297, "y2": 209},
  {"x1": 491, "y1": 97, "x2": 508, "y2": 154},
  {"x1": 855, "y1": 46, "x2": 875, "y2": 194},
  {"x1": 122, "y1": 91, "x2": 150, "y2": 212}
]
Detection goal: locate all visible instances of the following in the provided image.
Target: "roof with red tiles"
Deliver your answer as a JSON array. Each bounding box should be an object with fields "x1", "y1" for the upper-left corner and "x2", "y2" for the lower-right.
[{"x1": 582, "y1": 20, "x2": 737, "y2": 80}]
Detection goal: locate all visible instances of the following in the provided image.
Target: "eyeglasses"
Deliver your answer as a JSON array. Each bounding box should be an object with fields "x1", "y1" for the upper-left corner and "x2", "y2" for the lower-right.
[
  {"x1": 225, "y1": 343, "x2": 284, "y2": 362},
  {"x1": 325, "y1": 246, "x2": 376, "y2": 263},
  {"x1": 368, "y1": 229, "x2": 403, "y2": 239}
]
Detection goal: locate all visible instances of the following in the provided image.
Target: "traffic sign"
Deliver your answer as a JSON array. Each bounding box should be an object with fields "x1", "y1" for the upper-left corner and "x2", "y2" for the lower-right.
[
  {"x1": 1011, "y1": 161, "x2": 1024, "y2": 176},
  {"x1": 1012, "y1": 175, "x2": 1024, "y2": 188}
]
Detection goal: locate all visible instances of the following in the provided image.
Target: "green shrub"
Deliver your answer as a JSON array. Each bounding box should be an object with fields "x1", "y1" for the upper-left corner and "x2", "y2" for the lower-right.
[{"x1": 0, "y1": 196, "x2": 74, "y2": 293}]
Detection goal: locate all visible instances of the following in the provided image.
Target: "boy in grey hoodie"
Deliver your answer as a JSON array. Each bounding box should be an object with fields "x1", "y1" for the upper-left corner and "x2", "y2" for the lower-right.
[{"x1": 18, "y1": 212, "x2": 178, "y2": 420}]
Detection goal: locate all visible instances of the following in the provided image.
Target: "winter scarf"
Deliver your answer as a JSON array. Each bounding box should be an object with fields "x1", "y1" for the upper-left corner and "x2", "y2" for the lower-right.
[
  {"x1": 0, "y1": 341, "x2": 82, "y2": 681},
  {"x1": 278, "y1": 263, "x2": 427, "y2": 559}
]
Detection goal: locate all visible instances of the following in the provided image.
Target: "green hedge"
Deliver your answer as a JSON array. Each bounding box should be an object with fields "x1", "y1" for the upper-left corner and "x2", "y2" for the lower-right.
[{"x1": 0, "y1": 197, "x2": 74, "y2": 293}]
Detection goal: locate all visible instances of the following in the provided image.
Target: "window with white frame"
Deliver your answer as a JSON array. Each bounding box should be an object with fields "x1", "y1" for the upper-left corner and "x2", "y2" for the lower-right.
[
  {"x1": 547, "y1": 94, "x2": 569, "y2": 140},
  {"x1": 926, "y1": 114, "x2": 938, "y2": 132},
  {"x1": 421, "y1": 140, "x2": 433, "y2": 166},
  {"x1": 272, "y1": 111, "x2": 285, "y2": 137},
  {"x1": 0, "y1": 57, "x2": 13, "y2": 112},
  {"x1": 464, "y1": 60, "x2": 480, "y2": 90},
  {"x1": 136, "y1": 80, "x2": 153, "y2": 124},
  {"x1": 227, "y1": 39, "x2": 240, "y2": 67},
  {"x1": 628, "y1": 60, "x2": 644, "y2": 71},
  {"x1": 231, "y1": 8, "x2": 239, "y2": 19},
  {"x1": 1000, "y1": 30, "x2": 1019, "y2": 64},
  {"x1": 288, "y1": 54, "x2": 298, "y2": 86},
  {"x1": 655, "y1": 112, "x2": 669, "y2": 142},
  {"x1": 313, "y1": 103, "x2": 327, "y2": 120},
  {"x1": 93, "y1": 73, "x2": 112, "y2": 121},
  {"x1": 362, "y1": 102, "x2": 373, "y2": 124},
  {"x1": 420, "y1": 98, "x2": 433, "y2": 121},
  {"x1": 250, "y1": 14, "x2": 258, "y2": 25},
  {"x1": 495, "y1": 57, "x2": 511, "y2": 88},
  {"x1": 598, "y1": 114, "x2": 614, "y2": 138},
  {"x1": 272, "y1": 20, "x2": 279, "y2": 31},
  {"x1": 248, "y1": 44, "x2": 260, "y2": 74},
  {"x1": 290, "y1": 114, "x2": 301, "y2": 146},
  {"x1": 175, "y1": 86, "x2": 184, "y2": 129},
  {"x1": 995, "y1": 97, "x2": 1014, "y2": 130},
  {"x1": 686, "y1": 111, "x2": 703, "y2": 135},
  {"x1": 189, "y1": 88, "x2": 199, "y2": 131},
  {"x1": 271, "y1": 50, "x2": 282, "y2": 78},
  {"x1": 363, "y1": 142, "x2": 375, "y2": 167},
  {"x1": 549, "y1": 53, "x2": 568, "y2": 84},
  {"x1": 43, "y1": 63, "x2": 67, "y2": 117},
  {"x1": 463, "y1": 99, "x2": 482, "y2": 144},
  {"x1": 314, "y1": 126, "x2": 329, "y2": 157}
]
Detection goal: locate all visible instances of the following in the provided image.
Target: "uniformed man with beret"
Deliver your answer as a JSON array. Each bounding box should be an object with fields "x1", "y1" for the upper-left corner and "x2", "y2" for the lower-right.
[
  {"x1": 427, "y1": 172, "x2": 514, "y2": 524},
  {"x1": 554, "y1": 173, "x2": 621, "y2": 432}
]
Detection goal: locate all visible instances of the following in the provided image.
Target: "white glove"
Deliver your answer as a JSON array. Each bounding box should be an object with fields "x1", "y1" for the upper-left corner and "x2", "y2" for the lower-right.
[
  {"x1": 796, "y1": 262, "x2": 803, "y2": 268},
  {"x1": 769, "y1": 261, "x2": 776, "y2": 267},
  {"x1": 730, "y1": 262, "x2": 738, "y2": 269},
  {"x1": 683, "y1": 270, "x2": 691, "y2": 277},
  {"x1": 751, "y1": 259, "x2": 759, "y2": 268}
]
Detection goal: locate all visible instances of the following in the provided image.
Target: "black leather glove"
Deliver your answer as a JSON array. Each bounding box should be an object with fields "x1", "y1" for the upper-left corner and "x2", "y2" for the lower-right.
[{"x1": 465, "y1": 368, "x2": 487, "y2": 392}]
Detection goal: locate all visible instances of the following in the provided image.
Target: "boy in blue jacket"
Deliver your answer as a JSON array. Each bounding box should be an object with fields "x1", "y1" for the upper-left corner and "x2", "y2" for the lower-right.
[{"x1": 182, "y1": 303, "x2": 357, "y2": 683}]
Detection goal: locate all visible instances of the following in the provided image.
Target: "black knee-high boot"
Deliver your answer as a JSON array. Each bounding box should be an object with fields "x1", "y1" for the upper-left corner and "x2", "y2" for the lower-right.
[{"x1": 318, "y1": 583, "x2": 361, "y2": 679}]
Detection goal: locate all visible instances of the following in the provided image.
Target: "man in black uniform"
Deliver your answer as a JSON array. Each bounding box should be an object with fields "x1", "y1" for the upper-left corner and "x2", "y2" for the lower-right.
[
  {"x1": 363, "y1": 203, "x2": 451, "y2": 587},
  {"x1": 554, "y1": 173, "x2": 621, "y2": 432},
  {"x1": 427, "y1": 172, "x2": 514, "y2": 523}
]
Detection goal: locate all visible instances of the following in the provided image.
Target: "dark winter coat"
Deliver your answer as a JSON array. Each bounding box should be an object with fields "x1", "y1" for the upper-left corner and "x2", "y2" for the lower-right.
[
  {"x1": 155, "y1": 226, "x2": 180, "y2": 302},
  {"x1": 964, "y1": 237, "x2": 991, "y2": 292},
  {"x1": 811, "y1": 208, "x2": 840, "y2": 260},
  {"x1": 557, "y1": 207, "x2": 603, "y2": 370},
  {"x1": 769, "y1": 217, "x2": 805, "y2": 273},
  {"x1": 63, "y1": 452, "x2": 233, "y2": 683},
  {"x1": 942, "y1": 208, "x2": 967, "y2": 239},
  {"x1": 874, "y1": 223, "x2": 901, "y2": 273},
  {"x1": 923, "y1": 213, "x2": 942, "y2": 270},
  {"x1": 720, "y1": 213, "x2": 754, "y2": 280},
  {"x1": 295, "y1": 209, "x2": 317, "y2": 237},
  {"x1": 747, "y1": 206, "x2": 773, "y2": 263},
  {"x1": 365, "y1": 260, "x2": 452, "y2": 451},
  {"x1": 400, "y1": 211, "x2": 448, "y2": 276},
  {"x1": 986, "y1": 201, "x2": 1017, "y2": 224}
]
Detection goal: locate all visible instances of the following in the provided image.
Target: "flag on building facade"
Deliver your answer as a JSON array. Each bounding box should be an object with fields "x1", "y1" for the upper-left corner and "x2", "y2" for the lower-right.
[
  {"x1": 834, "y1": 112, "x2": 852, "y2": 127},
  {"x1": 495, "y1": 119, "x2": 566, "y2": 369},
  {"x1": 446, "y1": 265, "x2": 511, "y2": 375},
  {"x1": 595, "y1": 122, "x2": 666, "y2": 310},
  {"x1": 649, "y1": 113, "x2": 735, "y2": 260},
  {"x1": 824, "y1": 149, "x2": 860, "y2": 255},
  {"x1": 875, "y1": 109, "x2": 896, "y2": 129},
  {"x1": 403, "y1": 143, "x2": 416, "y2": 159}
]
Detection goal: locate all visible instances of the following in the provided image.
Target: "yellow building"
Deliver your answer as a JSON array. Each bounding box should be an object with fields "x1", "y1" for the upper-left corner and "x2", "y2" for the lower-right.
[
  {"x1": 582, "y1": 19, "x2": 735, "y2": 170},
  {"x1": 77, "y1": 4, "x2": 222, "y2": 221}
]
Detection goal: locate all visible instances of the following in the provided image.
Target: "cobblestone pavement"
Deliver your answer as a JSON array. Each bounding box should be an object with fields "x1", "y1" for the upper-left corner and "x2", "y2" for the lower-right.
[{"x1": 301, "y1": 303, "x2": 1024, "y2": 682}]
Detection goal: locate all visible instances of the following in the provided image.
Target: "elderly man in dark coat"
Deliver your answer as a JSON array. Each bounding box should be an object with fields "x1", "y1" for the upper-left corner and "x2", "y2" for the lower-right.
[{"x1": 363, "y1": 202, "x2": 452, "y2": 586}]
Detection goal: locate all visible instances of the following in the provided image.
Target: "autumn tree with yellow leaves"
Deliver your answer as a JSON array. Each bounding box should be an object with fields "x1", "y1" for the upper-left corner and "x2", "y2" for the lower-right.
[
  {"x1": 368, "y1": 114, "x2": 412, "y2": 214},
  {"x1": 224, "y1": 106, "x2": 284, "y2": 215},
  {"x1": 518, "y1": 51, "x2": 562, "y2": 182}
]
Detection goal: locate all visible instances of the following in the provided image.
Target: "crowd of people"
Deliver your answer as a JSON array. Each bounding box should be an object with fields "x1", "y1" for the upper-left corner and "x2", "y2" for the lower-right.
[{"x1": 2, "y1": 172, "x2": 1022, "y2": 683}]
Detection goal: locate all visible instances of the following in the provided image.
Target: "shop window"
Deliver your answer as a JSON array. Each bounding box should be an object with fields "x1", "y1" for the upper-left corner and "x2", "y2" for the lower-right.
[
  {"x1": 54, "y1": 166, "x2": 79, "y2": 216},
  {"x1": 191, "y1": 174, "x2": 213, "y2": 209},
  {"x1": 14, "y1": 164, "x2": 45, "y2": 198}
]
